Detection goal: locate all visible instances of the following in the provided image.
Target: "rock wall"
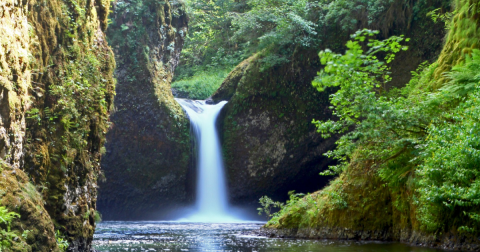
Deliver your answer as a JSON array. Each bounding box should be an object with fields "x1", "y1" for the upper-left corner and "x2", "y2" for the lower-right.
[
  {"x1": 213, "y1": 0, "x2": 448, "y2": 206},
  {"x1": 1, "y1": 0, "x2": 116, "y2": 251},
  {"x1": 97, "y1": 0, "x2": 191, "y2": 220},
  {"x1": 0, "y1": 2, "x2": 56, "y2": 250},
  {"x1": 214, "y1": 52, "x2": 338, "y2": 206}
]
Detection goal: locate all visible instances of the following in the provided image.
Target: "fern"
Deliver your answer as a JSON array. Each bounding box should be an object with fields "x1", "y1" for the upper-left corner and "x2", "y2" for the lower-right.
[
  {"x1": 0, "y1": 207, "x2": 19, "y2": 250},
  {"x1": 442, "y1": 49, "x2": 480, "y2": 97}
]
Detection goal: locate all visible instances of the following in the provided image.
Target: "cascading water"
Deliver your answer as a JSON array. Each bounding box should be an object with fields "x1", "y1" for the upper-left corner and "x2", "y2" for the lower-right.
[{"x1": 176, "y1": 99, "x2": 238, "y2": 222}]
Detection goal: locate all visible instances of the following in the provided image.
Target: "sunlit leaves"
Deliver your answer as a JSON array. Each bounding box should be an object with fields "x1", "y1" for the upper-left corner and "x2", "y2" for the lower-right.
[{"x1": 312, "y1": 29, "x2": 408, "y2": 145}]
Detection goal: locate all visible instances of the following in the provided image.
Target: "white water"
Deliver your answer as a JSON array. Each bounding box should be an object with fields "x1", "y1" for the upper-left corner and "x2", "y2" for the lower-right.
[{"x1": 176, "y1": 99, "x2": 239, "y2": 222}]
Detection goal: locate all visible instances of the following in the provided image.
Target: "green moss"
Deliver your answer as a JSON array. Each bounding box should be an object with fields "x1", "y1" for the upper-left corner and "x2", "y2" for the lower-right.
[
  {"x1": 210, "y1": 56, "x2": 256, "y2": 102},
  {"x1": 0, "y1": 0, "x2": 115, "y2": 248},
  {"x1": 267, "y1": 157, "x2": 395, "y2": 231},
  {"x1": 433, "y1": 0, "x2": 480, "y2": 86},
  {"x1": 0, "y1": 166, "x2": 59, "y2": 251},
  {"x1": 21, "y1": 0, "x2": 115, "y2": 246}
]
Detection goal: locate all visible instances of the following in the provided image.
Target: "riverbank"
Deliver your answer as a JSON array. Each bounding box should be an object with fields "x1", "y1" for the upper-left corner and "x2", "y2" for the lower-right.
[{"x1": 257, "y1": 227, "x2": 479, "y2": 251}]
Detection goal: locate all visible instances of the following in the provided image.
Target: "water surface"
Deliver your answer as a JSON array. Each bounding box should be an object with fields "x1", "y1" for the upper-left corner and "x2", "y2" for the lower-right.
[{"x1": 93, "y1": 221, "x2": 451, "y2": 252}]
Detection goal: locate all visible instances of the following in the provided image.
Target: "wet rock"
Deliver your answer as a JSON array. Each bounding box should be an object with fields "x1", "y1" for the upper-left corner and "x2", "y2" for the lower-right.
[
  {"x1": 260, "y1": 227, "x2": 480, "y2": 251},
  {"x1": 205, "y1": 98, "x2": 215, "y2": 105},
  {"x1": 216, "y1": 51, "x2": 338, "y2": 206},
  {"x1": 172, "y1": 88, "x2": 190, "y2": 99},
  {"x1": 97, "y1": 0, "x2": 193, "y2": 220}
]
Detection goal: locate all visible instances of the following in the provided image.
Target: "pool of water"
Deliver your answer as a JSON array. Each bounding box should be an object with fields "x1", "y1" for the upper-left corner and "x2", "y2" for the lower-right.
[{"x1": 93, "y1": 221, "x2": 450, "y2": 252}]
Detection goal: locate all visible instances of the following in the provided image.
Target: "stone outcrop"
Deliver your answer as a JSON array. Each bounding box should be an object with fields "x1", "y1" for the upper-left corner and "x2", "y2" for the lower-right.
[
  {"x1": 97, "y1": 0, "x2": 192, "y2": 220},
  {"x1": 259, "y1": 227, "x2": 480, "y2": 251},
  {"x1": 215, "y1": 52, "x2": 338, "y2": 206},
  {"x1": 258, "y1": 159, "x2": 480, "y2": 251}
]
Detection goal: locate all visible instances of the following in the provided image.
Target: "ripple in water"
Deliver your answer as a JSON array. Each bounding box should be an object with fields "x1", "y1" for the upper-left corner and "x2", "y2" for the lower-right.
[{"x1": 93, "y1": 221, "x2": 453, "y2": 252}]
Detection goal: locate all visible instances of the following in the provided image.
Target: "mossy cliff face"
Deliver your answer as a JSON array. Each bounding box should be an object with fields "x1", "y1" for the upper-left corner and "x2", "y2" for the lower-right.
[
  {"x1": 0, "y1": 0, "x2": 30, "y2": 171},
  {"x1": 0, "y1": 2, "x2": 55, "y2": 250},
  {"x1": 1, "y1": 0, "x2": 116, "y2": 251},
  {"x1": 214, "y1": 0, "x2": 447, "y2": 206},
  {"x1": 97, "y1": 0, "x2": 191, "y2": 220},
  {"x1": 433, "y1": 0, "x2": 480, "y2": 85},
  {"x1": 1, "y1": 167, "x2": 58, "y2": 251}
]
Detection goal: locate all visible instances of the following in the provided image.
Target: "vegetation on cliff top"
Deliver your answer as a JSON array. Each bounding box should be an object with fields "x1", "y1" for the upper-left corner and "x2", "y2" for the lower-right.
[
  {"x1": 174, "y1": 0, "x2": 448, "y2": 99},
  {"x1": 172, "y1": 0, "x2": 248, "y2": 99}
]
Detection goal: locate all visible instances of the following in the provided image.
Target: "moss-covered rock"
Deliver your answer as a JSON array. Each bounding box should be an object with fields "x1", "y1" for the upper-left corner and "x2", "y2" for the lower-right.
[
  {"x1": 261, "y1": 155, "x2": 480, "y2": 250},
  {"x1": 0, "y1": 166, "x2": 59, "y2": 252},
  {"x1": 1, "y1": 0, "x2": 116, "y2": 250},
  {"x1": 209, "y1": 56, "x2": 254, "y2": 104},
  {"x1": 433, "y1": 0, "x2": 480, "y2": 86},
  {"x1": 97, "y1": 0, "x2": 192, "y2": 220},
  {"x1": 218, "y1": 50, "x2": 337, "y2": 206},
  {"x1": 216, "y1": 0, "x2": 447, "y2": 206},
  {"x1": 0, "y1": 2, "x2": 58, "y2": 250}
]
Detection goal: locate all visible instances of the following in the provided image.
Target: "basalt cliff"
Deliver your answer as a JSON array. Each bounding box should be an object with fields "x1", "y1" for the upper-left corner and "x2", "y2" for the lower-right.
[
  {"x1": 1, "y1": 0, "x2": 115, "y2": 251},
  {"x1": 96, "y1": 0, "x2": 191, "y2": 220}
]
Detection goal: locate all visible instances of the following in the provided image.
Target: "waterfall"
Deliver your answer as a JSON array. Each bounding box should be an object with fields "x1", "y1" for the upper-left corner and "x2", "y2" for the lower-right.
[{"x1": 176, "y1": 99, "x2": 238, "y2": 222}]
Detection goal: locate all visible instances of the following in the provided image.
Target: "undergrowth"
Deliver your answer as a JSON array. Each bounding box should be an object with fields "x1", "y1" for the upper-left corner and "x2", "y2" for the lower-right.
[
  {"x1": 0, "y1": 207, "x2": 29, "y2": 251},
  {"x1": 172, "y1": 69, "x2": 231, "y2": 99},
  {"x1": 266, "y1": 2, "x2": 480, "y2": 235}
]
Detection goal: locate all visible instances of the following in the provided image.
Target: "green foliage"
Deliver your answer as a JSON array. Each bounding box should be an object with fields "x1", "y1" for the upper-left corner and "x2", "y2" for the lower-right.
[
  {"x1": 0, "y1": 207, "x2": 29, "y2": 251},
  {"x1": 0, "y1": 207, "x2": 19, "y2": 250},
  {"x1": 174, "y1": 0, "x2": 247, "y2": 81},
  {"x1": 231, "y1": 0, "x2": 319, "y2": 69},
  {"x1": 172, "y1": 69, "x2": 230, "y2": 99},
  {"x1": 257, "y1": 196, "x2": 284, "y2": 219},
  {"x1": 233, "y1": 0, "x2": 318, "y2": 49},
  {"x1": 259, "y1": 191, "x2": 306, "y2": 224},
  {"x1": 416, "y1": 51, "x2": 480, "y2": 233},
  {"x1": 312, "y1": 29, "x2": 410, "y2": 175},
  {"x1": 94, "y1": 211, "x2": 102, "y2": 223},
  {"x1": 231, "y1": 0, "x2": 397, "y2": 68},
  {"x1": 427, "y1": 8, "x2": 455, "y2": 28},
  {"x1": 311, "y1": 24, "x2": 480, "y2": 234},
  {"x1": 55, "y1": 230, "x2": 69, "y2": 252}
]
